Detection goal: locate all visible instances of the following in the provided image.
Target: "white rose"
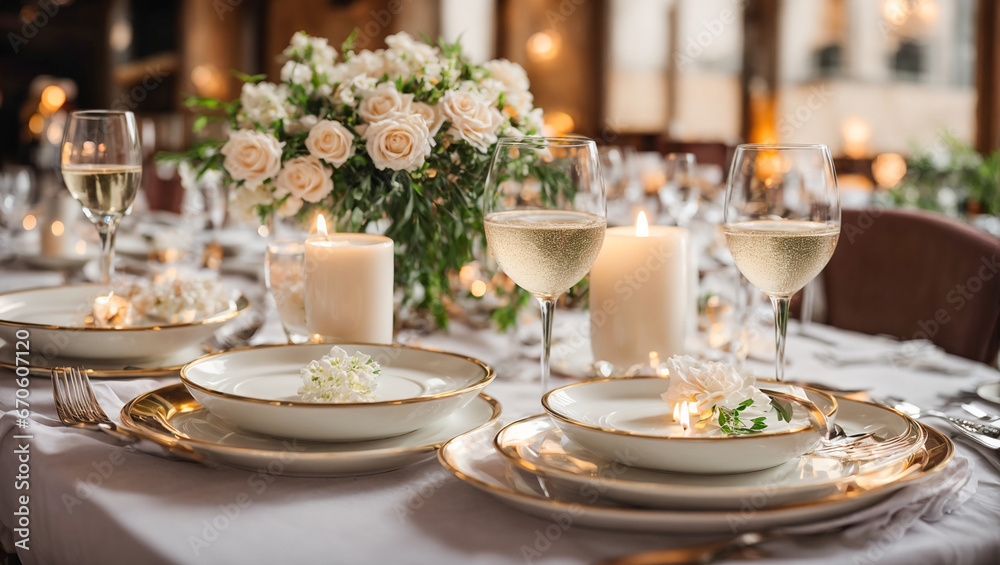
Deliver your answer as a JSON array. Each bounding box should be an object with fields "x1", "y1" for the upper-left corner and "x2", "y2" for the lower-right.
[
  {"x1": 305, "y1": 119, "x2": 356, "y2": 167},
  {"x1": 661, "y1": 355, "x2": 771, "y2": 416},
  {"x1": 358, "y1": 81, "x2": 414, "y2": 123},
  {"x1": 221, "y1": 130, "x2": 284, "y2": 188},
  {"x1": 484, "y1": 59, "x2": 530, "y2": 92},
  {"x1": 364, "y1": 114, "x2": 434, "y2": 172},
  {"x1": 239, "y1": 82, "x2": 292, "y2": 128},
  {"x1": 411, "y1": 102, "x2": 444, "y2": 136},
  {"x1": 440, "y1": 90, "x2": 504, "y2": 152},
  {"x1": 501, "y1": 88, "x2": 534, "y2": 119},
  {"x1": 275, "y1": 155, "x2": 334, "y2": 203}
]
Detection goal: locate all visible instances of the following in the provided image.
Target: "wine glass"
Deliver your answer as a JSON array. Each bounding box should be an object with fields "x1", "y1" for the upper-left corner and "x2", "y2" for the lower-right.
[
  {"x1": 723, "y1": 144, "x2": 840, "y2": 382},
  {"x1": 61, "y1": 110, "x2": 142, "y2": 284},
  {"x1": 484, "y1": 137, "x2": 607, "y2": 394},
  {"x1": 659, "y1": 152, "x2": 700, "y2": 227}
]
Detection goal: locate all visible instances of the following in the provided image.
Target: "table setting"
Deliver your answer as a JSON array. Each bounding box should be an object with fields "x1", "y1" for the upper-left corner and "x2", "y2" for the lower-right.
[{"x1": 1, "y1": 30, "x2": 999, "y2": 565}]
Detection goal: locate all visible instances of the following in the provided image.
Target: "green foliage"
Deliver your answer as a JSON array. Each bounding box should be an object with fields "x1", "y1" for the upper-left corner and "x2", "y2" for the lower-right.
[
  {"x1": 713, "y1": 399, "x2": 768, "y2": 435},
  {"x1": 155, "y1": 32, "x2": 554, "y2": 331},
  {"x1": 890, "y1": 132, "x2": 1000, "y2": 215}
]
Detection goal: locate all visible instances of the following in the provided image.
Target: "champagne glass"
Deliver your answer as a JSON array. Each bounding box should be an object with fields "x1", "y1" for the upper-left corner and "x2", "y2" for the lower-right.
[
  {"x1": 723, "y1": 144, "x2": 840, "y2": 382},
  {"x1": 659, "y1": 152, "x2": 700, "y2": 227},
  {"x1": 61, "y1": 110, "x2": 142, "y2": 284},
  {"x1": 484, "y1": 137, "x2": 607, "y2": 394}
]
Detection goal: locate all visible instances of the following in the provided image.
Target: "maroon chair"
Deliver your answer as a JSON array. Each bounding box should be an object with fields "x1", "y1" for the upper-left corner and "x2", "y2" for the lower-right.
[{"x1": 823, "y1": 208, "x2": 1000, "y2": 364}]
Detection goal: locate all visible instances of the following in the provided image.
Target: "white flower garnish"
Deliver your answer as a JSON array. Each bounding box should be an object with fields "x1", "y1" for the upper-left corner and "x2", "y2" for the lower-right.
[
  {"x1": 126, "y1": 272, "x2": 233, "y2": 324},
  {"x1": 299, "y1": 346, "x2": 381, "y2": 403},
  {"x1": 661, "y1": 355, "x2": 771, "y2": 419}
]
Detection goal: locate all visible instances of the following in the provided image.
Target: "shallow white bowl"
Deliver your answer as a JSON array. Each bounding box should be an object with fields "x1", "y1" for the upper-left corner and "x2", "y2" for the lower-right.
[
  {"x1": 180, "y1": 343, "x2": 496, "y2": 442},
  {"x1": 0, "y1": 283, "x2": 246, "y2": 362},
  {"x1": 542, "y1": 377, "x2": 826, "y2": 474}
]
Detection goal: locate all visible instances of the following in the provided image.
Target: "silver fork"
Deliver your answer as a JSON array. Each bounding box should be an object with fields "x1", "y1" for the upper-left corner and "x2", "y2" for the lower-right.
[
  {"x1": 885, "y1": 396, "x2": 1000, "y2": 449},
  {"x1": 51, "y1": 367, "x2": 204, "y2": 463}
]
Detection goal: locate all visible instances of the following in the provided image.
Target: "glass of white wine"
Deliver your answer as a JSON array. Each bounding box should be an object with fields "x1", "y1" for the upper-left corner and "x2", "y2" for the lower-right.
[
  {"x1": 60, "y1": 110, "x2": 142, "y2": 284},
  {"x1": 723, "y1": 144, "x2": 841, "y2": 382},
  {"x1": 484, "y1": 137, "x2": 607, "y2": 395}
]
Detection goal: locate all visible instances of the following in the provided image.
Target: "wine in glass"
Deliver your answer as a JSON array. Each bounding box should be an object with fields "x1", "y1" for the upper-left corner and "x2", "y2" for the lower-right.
[
  {"x1": 484, "y1": 137, "x2": 607, "y2": 394},
  {"x1": 723, "y1": 144, "x2": 840, "y2": 382},
  {"x1": 61, "y1": 110, "x2": 142, "y2": 284}
]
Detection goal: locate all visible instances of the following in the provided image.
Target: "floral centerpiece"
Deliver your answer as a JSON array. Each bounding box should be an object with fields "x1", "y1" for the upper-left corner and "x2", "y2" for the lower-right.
[{"x1": 162, "y1": 30, "x2": 547, "y2": 326}]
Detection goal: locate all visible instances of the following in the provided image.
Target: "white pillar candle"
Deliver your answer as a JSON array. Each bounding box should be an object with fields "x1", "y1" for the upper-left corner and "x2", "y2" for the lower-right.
[
  {"x1": 41, "y1": 195, "x2": 80, "y2": 257},
  {"x1": 590, "y1": 212, "x2": 689, "y2": 371},
  {"x1": 304, "y1": 231, "x2": 394, "y2": 344}
]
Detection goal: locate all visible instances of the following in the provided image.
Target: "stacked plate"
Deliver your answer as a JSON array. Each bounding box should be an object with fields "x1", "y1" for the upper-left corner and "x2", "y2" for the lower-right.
[
  {"x1": 0, "y1": 283, "x2": 248, "y2": 377},
  {"x1": 120, "y1": 343, "x2": 501, "y2": 477},
  {"x1": 439, "y1": 377, "x2": 949, "y2": 533}
]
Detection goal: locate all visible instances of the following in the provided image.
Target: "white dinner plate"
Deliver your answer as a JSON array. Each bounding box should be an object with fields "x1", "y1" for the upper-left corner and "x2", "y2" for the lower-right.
[
  {"x1": 121, "y1": 383, "x2": 502, "y2": 477},
  {"x1": 181, "y1": 343, "x2": 496, "y2": 442},
  {"x1": 0, "y1": 339, "x2": 206, "y2": 378},
  {"x1": 542, "y1": 377, "x2": 827, "y2": 474},
  {"x1": 19, "y1": 251, "x2": 96, "y2": 271},
  {"x1": 977, "y1": 382, "x2": 1000, "y2": 406},
  {"x1": 495, "y1": 395, "x2": 925, "y2": 510},
  {"x1": 438, "y1": 422, "x2": 953, "y2": 534},
  {"x1": 0, "y1": 284, "x2": 247, "y2": 362}
]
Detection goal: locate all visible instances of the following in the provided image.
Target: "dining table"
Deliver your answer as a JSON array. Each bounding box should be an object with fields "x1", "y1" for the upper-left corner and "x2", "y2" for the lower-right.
[{"x1": 1, "y1": 262, "x2": 999, "y2": 565}]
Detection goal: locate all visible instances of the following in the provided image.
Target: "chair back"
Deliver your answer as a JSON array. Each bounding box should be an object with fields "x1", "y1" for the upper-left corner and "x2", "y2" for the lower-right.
[{"x1": 824, "y1": 208, "x2": 1000, "y2": 364}]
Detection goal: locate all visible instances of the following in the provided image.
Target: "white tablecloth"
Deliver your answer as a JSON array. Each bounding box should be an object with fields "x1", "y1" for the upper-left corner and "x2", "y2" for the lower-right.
[{"x1": 1, "y1": 268, "x2": 999, "y2": 565}]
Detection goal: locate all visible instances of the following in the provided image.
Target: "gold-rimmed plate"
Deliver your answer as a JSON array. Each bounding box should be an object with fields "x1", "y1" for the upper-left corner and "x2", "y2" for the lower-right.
[
  {"x1": 181, "y1": 343, "x2": 496, "y2": 442},
  {"x1": 542, "y1": 377, "x2": 828, "y2": 474},
  {"x1": 0, "y1": 339, "x2": 204, "y2": 378},
  {"x1": 496, "y1": 396, "x2": 925, "y2": 510},
  {"x1": 438, "y1": 420, "x2": 952, "y2": 534},
  {"x1": 121, "y1": 383, "x2": 502, "y2": 477},
  {"x1": 0, "y1": 283, "x2": 247, "y2": 361}
]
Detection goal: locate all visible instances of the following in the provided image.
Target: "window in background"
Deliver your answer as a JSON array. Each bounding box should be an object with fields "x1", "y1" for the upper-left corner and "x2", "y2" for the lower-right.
[{"x1": 777, "y1": 0, "x2": 978, "y2": 156}]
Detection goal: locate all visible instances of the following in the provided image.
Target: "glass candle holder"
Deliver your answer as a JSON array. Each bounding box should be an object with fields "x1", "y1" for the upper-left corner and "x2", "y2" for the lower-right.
[{"x1": 265, "y1": 239, "x2": 309, "y2": 344}]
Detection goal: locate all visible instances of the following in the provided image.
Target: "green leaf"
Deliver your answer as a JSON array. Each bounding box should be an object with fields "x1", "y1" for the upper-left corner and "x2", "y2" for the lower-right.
[
  {"x1": 193, "y1": 115, "x2": 209, "y2": 133},
  {"x1": 770, "y1": 397, "x2": 793, "y2": 423},
  {"x1": 232, "y1": 70, "x2": 267, "y2": 84},
  {"x1": 341, "y1": 29, "x2": 359, "y2": 56}
]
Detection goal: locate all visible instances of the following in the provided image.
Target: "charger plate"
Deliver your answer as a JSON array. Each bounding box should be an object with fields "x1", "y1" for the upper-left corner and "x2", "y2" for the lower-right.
[
  {"x1": 121, "y1": 383, "x2": 501, "y2": 477},
  {"x1": 438, "y1": 422, "x2": 951, "y2": 534},
  {"x1": 495, "y1": 396, "x2": 925, "y2": 510},
  {"x1": 0, "y1": 340, "x2": 204, "y2": 378}
]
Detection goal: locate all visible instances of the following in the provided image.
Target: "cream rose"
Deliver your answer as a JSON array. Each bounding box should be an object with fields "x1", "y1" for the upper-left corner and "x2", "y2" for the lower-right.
[
  {"x1": 661, "y1": 355, "x2": 771, "y2": 416},
  {"x1": 305, "y1": 120, "x2": 356, "y2": 167},
  {"x1": 275, "y1": 155, "x2": 334, "y2": 203},
  {"x1": 358, "y1": 82, "x2": 414, "y2": 123},
  {"x1": 277, "y1": 195, "x2": 304, "y2": 218},
  {"x1": 411, "y1": 102, "x2": 444, "y2": 136},
  {"x1": 440, "y1": 90, "x2": 504, "y2": 152},
  {"x1": 221, "y1": 130, "x2": 284, "y2": 188},
  {"x1": 364, "y1": 114, "x2": 434, "y2": 172}
]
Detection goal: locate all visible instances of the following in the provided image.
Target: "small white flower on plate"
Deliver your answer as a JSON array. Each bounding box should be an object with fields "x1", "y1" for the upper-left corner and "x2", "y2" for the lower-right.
[
  {"x1": 661, "y1": 355, "x2": 770, "y2": 417},
  {"x1": 299, "y1": 346, "x2": 382, "y2": 403}
]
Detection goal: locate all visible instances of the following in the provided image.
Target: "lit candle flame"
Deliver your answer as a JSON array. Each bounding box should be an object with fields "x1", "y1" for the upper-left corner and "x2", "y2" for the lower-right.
[
  {"x1": 636, "y1": 211, "x2": 649, "y2": 237},
  {"x1": 316, "y1": 214, "x2": 328, "y2": 237},
  {"x1": 673, "y1": 400, "x2": 697, "y2": 432}
]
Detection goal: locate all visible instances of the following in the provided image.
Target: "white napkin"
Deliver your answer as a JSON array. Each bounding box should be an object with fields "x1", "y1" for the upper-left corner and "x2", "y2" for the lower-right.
[
  {"x1": 776, "y1": 455, "x2": 976, "y2": 543},
  {"x1": 815, "y1": 339, "x2": 973, "y2": 376}
]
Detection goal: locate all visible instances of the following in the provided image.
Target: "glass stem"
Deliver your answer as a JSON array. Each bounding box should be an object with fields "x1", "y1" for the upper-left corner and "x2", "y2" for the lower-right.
[
  {"x1": 770, "y1": 295, "x2": 791, "y2": 382},
  {"x1": 537, "y1": 295, "x2": 557, "y2": 396},
  {"x1": 97, "y1": 216, "x2": 121, "y2": 285}
]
